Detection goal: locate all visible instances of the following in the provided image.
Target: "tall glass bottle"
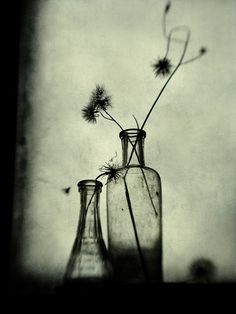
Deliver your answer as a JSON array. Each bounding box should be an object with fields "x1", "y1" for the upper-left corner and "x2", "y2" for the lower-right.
[
  {"x1": 107, "y1": 129, "x2": 162, "y2": 283},
  {"x1": 64, "y1": 180, "x2": 111, "y2": 284}
]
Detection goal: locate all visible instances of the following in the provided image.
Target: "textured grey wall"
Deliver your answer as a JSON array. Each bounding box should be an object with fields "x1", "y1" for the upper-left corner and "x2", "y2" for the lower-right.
[{"x1": 13, "y1": 0, "x2": 236, "y2": 287}]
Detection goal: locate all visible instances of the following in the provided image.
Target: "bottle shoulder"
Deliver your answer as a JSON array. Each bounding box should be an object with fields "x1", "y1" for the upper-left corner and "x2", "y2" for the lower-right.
[
  {"x1": 143, "y1": 165, "x2": 161, "y2": 177},
  {"x1": 119, "y1": 165, "x2": 161, "y2": 179}
]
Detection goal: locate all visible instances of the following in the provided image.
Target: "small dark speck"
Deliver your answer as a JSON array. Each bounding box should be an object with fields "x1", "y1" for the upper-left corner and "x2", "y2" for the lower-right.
[
  {"x1": 62, "y1": 187, "x2": 71, "y2": 195},
  {"x1": 156, "y1": 191, "x2": 159, "y2": 196},
  {"x1": 121, "y1": 208, "x2": 124, "y2": 211}
]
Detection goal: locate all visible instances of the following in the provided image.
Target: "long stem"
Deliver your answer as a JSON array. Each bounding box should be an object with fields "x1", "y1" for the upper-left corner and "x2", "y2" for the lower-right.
[
  {"x1": 162, "y1": 11, "x2": 168, "y2": 39},
  {"x1": 140, "y1": 167, "x2": 158, "y2": 216},
  {"x1": 181, "y1": 53, "x2": 205, "y2": 65},
  {"x1": 102, "y1": 108, "x2": 123, "y2": 131},
  {"x1": 123, "y1": 177, "x2": 149, "y2": 281},
  {"x1": 125, "y1": 29, "x2": 190, "y2": 170}
]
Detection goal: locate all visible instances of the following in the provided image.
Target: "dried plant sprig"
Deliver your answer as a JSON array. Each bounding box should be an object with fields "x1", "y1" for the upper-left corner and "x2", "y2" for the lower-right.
[
  {"x1": 82, "y1": 85, "x2": 148, "y2": 171},
  {"x1": 89, "y1": 84, "x2": 112, "y2": 111},
  {"x1": 127, "y1": 2, "x2": 207, "y2": 169},
  {"x1": 81, "y1": 103, "x2": 99, "y2": 123},
  {"x1": 81, "y1": 85, "x2": 112, "y2": 123},
  {"x1": 126, "y1": 20, "x2": 191, "y2": 173},
  {"x1": 82, "y1": 84, "x2": 125, "y2": 131},
  {"x1": 99, "y1": 162, "x2": 122, "y2": 183},
  {"x1": 82, "y1": 86, "x2": 159, "y2": 220},
  {"x1": 82, "y1": 163, "x2": 120, "y2": 219}
]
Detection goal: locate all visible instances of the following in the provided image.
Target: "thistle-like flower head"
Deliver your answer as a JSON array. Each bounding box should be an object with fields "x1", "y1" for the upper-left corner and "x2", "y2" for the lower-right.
[
  {"x1": 81, "y1": 104, "x2": 99, "y2": 123},
  {"x1": 152, "y1": 57, "x2": 172, "y2": 78},
  {"x1": 82, "y1": 85, "x2": 112, "y2": 123},
  {"x1": 89, "y1": 84, "x2": 112, "y2": 111},
  {"x1": 99, "y1": 162, "x2": 122, "y2": 183}
]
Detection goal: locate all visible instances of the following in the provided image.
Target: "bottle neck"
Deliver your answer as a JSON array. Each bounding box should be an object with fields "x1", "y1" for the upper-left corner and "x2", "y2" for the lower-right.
[
  {"x1": 77, "y1": 180, "x2": 103, "y2": 240},
  {"x1": 120, "y1": 129, "x2": 146, "y2": 167}
]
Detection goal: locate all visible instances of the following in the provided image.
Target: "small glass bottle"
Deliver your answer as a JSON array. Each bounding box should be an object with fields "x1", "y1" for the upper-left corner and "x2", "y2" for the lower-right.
[
  {"x1": 107, "y1": 129, "x2": 162, "y2": 283},
  {"x1": 64, "y1": 180, "x2": 112, "y2": 284}
]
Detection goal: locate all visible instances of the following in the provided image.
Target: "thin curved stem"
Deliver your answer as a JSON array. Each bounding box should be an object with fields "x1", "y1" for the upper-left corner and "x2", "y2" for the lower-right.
[
  {"x1": 162, "y1": 11, "x2": 168, "y2": 39},
  {"x1": 100, "y1": 111, "x2": 113, "y2": 121},
  {"x1": 170, "y1": 52, "x2": 206, "y2": 67},
  {"x1": 95, "y1": 173, "x2": 106, "y2": 181},
  {"x1": 132, "y1": 115, "x2": 140, "y2": 129},
  {"x1": 139, "y1": 167, "x2": 158, "y2": 216},
  {"x1": 181, "y1": 53, "x2": 204, "y2": 65},
  {"x1": 164, "y1": 31, "x2": 171, "y2": 58},
  {"x1": 102, "y1": 108, "x2": 123, "y2": 131},
  {"x1": 164, "y1": 25, "x2": 190, "y2": 59},
  {"x1": 164, "y1": 22, "x2": 206, "y2": 66},
  {"x1": 167, "y1": 25, "x2": 190, "y2": 44},
  {"x1": 83, "y1": 173, "x2": 106, "y2": 216}
]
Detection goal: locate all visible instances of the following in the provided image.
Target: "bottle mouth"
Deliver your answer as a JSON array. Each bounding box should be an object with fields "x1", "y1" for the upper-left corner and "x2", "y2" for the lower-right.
[
  {"x1": 119, "y1": 128, "x2": 146, "y2": 139},
  {"x1": 77, "y1": 179, "x2": 103, "y2": 189}
]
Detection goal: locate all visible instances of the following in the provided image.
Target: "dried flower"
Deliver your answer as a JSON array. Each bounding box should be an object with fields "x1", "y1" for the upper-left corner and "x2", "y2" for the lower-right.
[
  {"x1": 81, "y1": 104, "x2": 99, "y2": 123},
  {"x1": 99, "y1": 162, "x2": 122, "y2": 183},
  {"x1": 89, "y1": 85, "x2": 112, "y2": 110},
  {"x1": 152, "y1": 57, "x2": 172, "y2": 77},
  {"x1": 82, "y1": 85, "x2": 112, "y2": 123}
]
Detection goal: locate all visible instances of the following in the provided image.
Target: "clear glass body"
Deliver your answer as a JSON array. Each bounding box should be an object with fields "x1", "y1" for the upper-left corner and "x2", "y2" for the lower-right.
[
  {"x1": 64, "y1": 180, "x2": 112, "y2": 284},
  {"x1": 107, "y1": 129, "x2": 162, "y2": 283}
]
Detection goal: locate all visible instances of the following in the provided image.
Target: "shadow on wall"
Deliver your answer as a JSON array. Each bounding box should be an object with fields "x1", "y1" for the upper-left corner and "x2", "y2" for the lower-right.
[{"x1": 188, "y1": 258, "x2": 217, "y2": 283}]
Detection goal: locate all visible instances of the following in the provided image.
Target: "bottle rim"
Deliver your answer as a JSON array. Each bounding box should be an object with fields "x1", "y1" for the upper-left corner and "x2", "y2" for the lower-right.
[
  {"x1": 119, "y1": 128, "x2": 146, "y2": 139},
  {"x1": 77, "y1": 179, "x2": 103, "y2": 188}
]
